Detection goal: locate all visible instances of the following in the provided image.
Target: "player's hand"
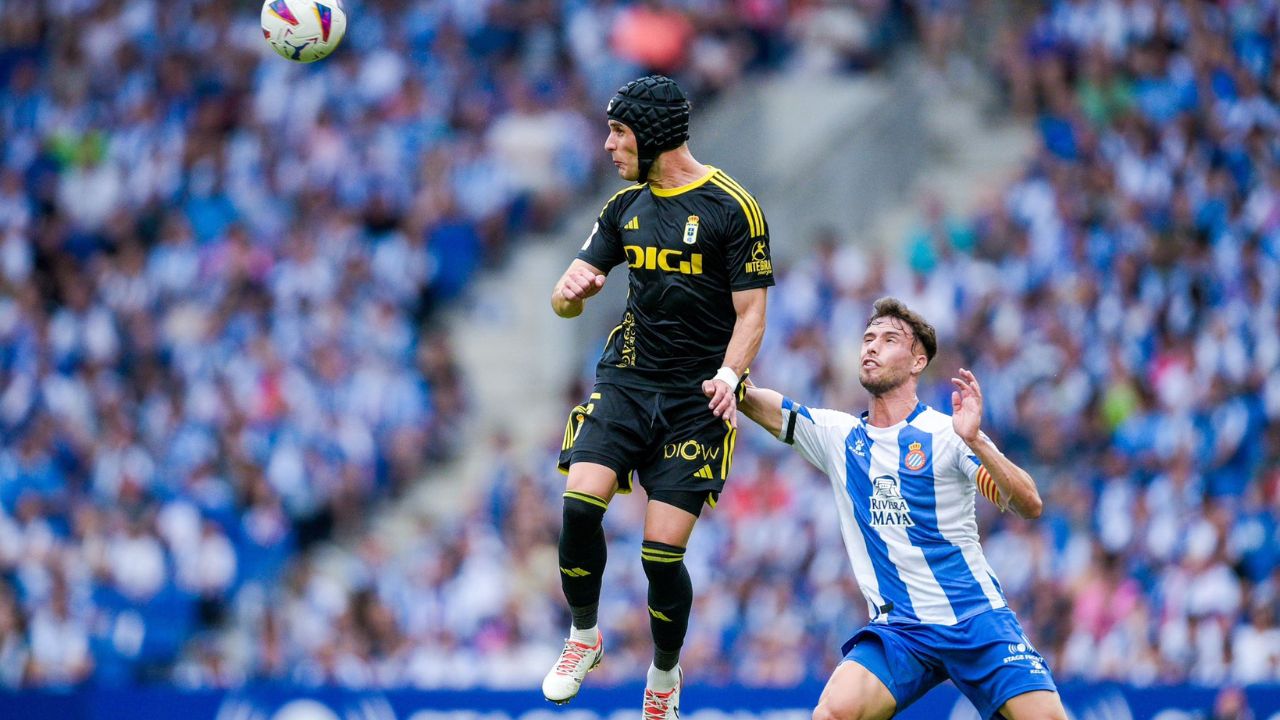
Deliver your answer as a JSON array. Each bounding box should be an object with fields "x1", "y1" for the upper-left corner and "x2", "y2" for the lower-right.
[
  {"x1": 559, "y1": 267, "x2": 606, "y2": 302},
  {"x1": 702, "y1": 379, "x2": 738, "y2": 429},
  {"x1": 951, "y1": 367, "x2": 982, "y2": 444}
]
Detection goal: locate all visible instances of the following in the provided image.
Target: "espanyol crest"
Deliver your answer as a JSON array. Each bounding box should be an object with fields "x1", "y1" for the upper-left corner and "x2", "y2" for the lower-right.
[
  {"x1": 683, "y1": 215, "x2": 700, "y2": 244},
  {"x1": 904, "y1": 441, "x2": 927, "y2": 471}
]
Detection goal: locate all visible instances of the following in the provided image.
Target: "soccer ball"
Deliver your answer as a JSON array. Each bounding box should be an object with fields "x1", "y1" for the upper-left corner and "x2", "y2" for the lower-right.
[{"x1": 261, "y1": 0, "x2": 348, "y2": 63}]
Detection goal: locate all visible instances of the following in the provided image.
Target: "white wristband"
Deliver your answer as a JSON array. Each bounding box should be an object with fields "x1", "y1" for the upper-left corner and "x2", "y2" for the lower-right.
[{"x1": 713, "y1": 366, "x2": 740, "y2": 389}]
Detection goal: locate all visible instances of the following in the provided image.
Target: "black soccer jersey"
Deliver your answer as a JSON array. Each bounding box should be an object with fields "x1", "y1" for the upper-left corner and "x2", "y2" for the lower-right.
[{"x1": 576, "y1": 167, "x2": 774, "y2": 392}]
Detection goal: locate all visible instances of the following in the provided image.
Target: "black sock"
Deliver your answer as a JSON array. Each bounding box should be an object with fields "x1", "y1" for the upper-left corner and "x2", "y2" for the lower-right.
[
  {"x1": 654, "y1": 647, "x2": 681, "y2": 673},
  {"x1": 641, "y1": 540, "x2": 691, "y2": 671},
  {"x1": 559, "y1": 491, "x2": 609, "y2": 629}
]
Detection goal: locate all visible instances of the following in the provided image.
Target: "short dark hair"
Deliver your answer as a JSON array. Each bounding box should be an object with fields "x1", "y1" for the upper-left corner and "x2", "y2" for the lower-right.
[{"x1": 867, "y1": 297, "x2": 937, "y2": 365}]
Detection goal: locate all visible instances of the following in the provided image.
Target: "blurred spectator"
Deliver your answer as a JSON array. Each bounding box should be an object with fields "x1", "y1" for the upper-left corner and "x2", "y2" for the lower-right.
[
  {"x1": 911, "y1": 0, "x2": 966, "y2": 72},
  {"x1": 787, "y1": 0, "x2": 876, "y2": 74},
  {"x1": 0, "y1": 587, "x2": 30, "y2": 688},
  {"x1": 27, "y1": 578, "x2": 92, "y2": 687},
  {"x1": 612, "y1": 0, "x2": 697, "y2": 75}
]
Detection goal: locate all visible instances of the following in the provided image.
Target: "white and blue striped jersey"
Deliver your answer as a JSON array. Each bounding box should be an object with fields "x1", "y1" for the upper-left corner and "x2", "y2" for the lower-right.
[{"x1": 778, "y1": 398, "x2": 1007, "y2": 626}]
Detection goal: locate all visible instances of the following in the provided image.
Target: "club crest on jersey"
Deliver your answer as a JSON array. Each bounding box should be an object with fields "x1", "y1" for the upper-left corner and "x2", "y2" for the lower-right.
[
  {"x1": 682, "y1": 215, "x2": 700, "y2": 244},
  {"x1": 904, "y1": 441, "x2": 927, "y2": 471},
  {"x1": 870, "y1": 475, "x2": 914, "y2": 528}
]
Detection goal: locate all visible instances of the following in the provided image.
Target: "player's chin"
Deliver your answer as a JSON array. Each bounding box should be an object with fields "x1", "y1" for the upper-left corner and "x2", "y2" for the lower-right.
[{"x1": 859, "y1": 371, "x2": 899, "y2": 396}]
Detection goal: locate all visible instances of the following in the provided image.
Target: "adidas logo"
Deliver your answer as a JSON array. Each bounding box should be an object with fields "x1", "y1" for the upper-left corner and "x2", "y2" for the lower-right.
[
  {"x1": 694, "y1": 464, "x2": 714, "y2": 480},
  {"x1": 624, "y1": 216, "x2": 640, "y2": 231},
  {"x1": 560, "y1": 567, "x2": 591, "y2": 577}
]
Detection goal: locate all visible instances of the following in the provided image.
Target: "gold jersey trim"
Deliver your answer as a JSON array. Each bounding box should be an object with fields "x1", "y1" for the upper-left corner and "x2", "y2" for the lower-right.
[
  {"x1": 715, "y1": 172, "x2": 764, "y2": 235},
  {"x1": 649, "y1": 167, "x2": 716, "y2": 197},
  {"x1": 599, "y1": 184, "x2": 645, "y2": 217}
]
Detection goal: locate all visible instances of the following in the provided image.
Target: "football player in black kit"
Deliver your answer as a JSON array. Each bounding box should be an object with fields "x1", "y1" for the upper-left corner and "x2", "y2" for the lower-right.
[{"x1": 542, "y1": 75, "x2": 774, "y2": 720}]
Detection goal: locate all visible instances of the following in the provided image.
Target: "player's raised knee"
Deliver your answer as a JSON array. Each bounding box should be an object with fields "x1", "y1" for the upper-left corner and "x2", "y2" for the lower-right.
[
  {"x1": 813, "y1": 701, "x2": 877, "y2": 720},
  {"x1": 997, "y1": 690, "x2": 1068, "y2": 720},
  {"x1": 815, "y1": 659, "x2": 896, "y2": 720},
  {"x1": 812, "y1": 702, "x2": 843, "y2": 720}
]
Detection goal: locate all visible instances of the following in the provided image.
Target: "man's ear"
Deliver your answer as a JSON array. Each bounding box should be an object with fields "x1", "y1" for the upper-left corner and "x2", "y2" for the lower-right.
[
  {"x1": 913, "y1": 354, "x2": 928, "y2": 376},
  {"x1": 911, "y1": 341, "x2": 928, "y2": 375}
]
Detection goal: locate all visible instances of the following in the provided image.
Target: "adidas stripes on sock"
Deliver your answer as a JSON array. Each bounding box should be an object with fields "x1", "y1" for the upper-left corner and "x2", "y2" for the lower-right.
[
  {"x1": 641, "y1": 540, "x2": 692, "y2": 671},
  {"x1": 559, "y1": 491, "x2": 609, "y2": 630}
]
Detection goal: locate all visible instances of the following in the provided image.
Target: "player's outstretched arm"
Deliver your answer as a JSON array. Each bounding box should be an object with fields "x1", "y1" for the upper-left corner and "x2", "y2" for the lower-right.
[
  {"x1": 952, "y1": 368, "x2": 1044, "y2": 519},
  {"x1": 735, "y1": 379, "x2": 784, "y2": 438},
  {"x1": 551, "y1": 259, "x2": 607, "y2": 318}
]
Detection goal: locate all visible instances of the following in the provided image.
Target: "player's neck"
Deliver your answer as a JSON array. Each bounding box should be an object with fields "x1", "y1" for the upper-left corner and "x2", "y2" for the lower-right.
[
  {"x1": 647, "y1": 147, "x2": 708, "y2": 190},
  {"x1": 867, "y1": 385, "x2": 920, "y2": 428}
]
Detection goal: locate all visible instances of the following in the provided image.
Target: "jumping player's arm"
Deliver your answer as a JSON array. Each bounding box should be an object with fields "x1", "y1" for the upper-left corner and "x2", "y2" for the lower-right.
[
  {"x1": 951, "y1": 367, "x2": 1044, "y2": 519},
  {"x1": 552, "y1": 188, "x2": 635, "y2": 318},
  {"x1": 724, "y1": 288, "x2": 767, "y2": 375},
  {"x1": 704, "y1": 287, "x2": 767, "y2": 426},
  {"x1": 552, "y1": 259, "x2": 607, "y2": 318},
  {"x1": 704, "y1": 173, "x2": 774, "y2": 427}
]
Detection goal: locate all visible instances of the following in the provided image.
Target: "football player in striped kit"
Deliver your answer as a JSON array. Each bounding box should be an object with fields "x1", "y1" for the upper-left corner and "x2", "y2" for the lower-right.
[{"x1": 736, "y1": 297, "x2": 1067, "y2": 720}]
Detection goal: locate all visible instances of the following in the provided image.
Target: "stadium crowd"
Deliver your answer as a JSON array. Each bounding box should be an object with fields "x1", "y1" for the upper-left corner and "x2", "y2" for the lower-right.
[
  {"x1": 209, "y1": 0, "x2": 1280, "y2": 691},
  {"x1": 0, "y1": 0, "x2": 952, "y2": 691},
  {"x1": 3, "y1": 0, "x2": 1278, "y2": 696}
]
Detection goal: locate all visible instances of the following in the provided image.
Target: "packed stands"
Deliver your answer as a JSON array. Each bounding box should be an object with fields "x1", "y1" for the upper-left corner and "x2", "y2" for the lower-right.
[
  {"x1": 2, "y1": 0, "x2": 1277, "y2": 694},
  {"x1": 241, "y1": 0, "x2": 1280, "y2": 690}
]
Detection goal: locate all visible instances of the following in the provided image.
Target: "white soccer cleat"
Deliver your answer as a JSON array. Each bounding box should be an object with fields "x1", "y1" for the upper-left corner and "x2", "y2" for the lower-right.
[
  {"x1": 642, "y1": 666, "x2": 682, "y2": 720},
  {"x1": 541, "y1": 632, "x2": 603, "y2": 704}
]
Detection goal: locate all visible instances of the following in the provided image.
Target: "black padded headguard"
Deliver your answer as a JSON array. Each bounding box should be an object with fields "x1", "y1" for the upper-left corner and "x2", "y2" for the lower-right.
[{"x1": 606, "y1": 75, "x2": 691, "y2": 183}]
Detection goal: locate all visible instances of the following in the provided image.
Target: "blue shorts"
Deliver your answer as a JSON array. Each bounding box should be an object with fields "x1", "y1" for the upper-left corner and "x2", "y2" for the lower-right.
[{"x1": 842, "y1": 608, "x2": 1057, "y2": 720}]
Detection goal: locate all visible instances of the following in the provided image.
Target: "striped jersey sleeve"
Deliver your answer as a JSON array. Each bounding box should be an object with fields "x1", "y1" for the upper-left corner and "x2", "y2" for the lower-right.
[{"x1": 778, "y1": 397, "x2": 859, "y2": 476}]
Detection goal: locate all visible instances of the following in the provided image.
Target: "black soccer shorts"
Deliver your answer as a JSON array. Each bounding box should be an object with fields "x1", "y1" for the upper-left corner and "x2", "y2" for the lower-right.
[{"x1": 557, "y1": 382, "x2": 740, "y2": 516}]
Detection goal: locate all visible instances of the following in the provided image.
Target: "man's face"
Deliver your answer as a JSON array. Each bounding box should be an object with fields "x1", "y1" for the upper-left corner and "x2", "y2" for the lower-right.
[
  {"x1": 859, "y1": 316, "x2": 924, "y2": 395},
  {"x1": 604, "y1": 120, "x2": 640, "y2": 181}
]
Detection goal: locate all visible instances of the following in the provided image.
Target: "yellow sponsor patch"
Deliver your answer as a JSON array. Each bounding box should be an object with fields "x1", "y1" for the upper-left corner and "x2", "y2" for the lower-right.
[{"x1": 624, "y1": 245, "x2": 703, "y2": 275}]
